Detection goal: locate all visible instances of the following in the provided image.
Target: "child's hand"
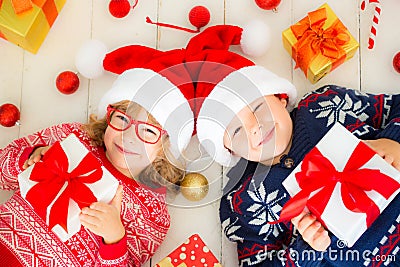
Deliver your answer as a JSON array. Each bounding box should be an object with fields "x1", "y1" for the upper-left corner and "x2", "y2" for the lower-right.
[
  {"x1": 23, "y1": 146, "x2": 50, "y2": 169},
  {"x1": 80, "y1": 185, "x2": 125, "y2": 244},
  {"x1": 364, "y1": 138, "x2": 400, "y2": 170},
  {"x1": 291, "y1": 208, "x2": 331, "y2": 251}
]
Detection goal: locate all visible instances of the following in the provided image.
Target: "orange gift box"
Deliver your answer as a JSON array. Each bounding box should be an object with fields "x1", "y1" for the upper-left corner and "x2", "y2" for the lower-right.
[
  {"x1": 0, "y1": 0, "x2": 66, "y2": 54},
  {"x1": 155, "y1": 234, "x2": 222, "y2": 267},
  {"x1": 282, "y1": 3, "x2": 359, "y2": 84}
]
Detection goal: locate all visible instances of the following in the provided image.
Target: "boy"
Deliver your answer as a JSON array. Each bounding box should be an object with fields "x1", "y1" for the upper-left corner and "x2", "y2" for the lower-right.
[
  {"x1": 197, "y1": 78, "x2": 400, "y2": 266},
  {"x1": 189, "y1": 26, "x2": 400, "y2": 266}
]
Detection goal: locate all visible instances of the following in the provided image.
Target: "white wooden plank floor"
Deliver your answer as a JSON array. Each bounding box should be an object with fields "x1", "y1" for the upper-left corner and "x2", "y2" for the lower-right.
[{"x1": 1, "y1": 1, "x2": 400, "y2": 266}]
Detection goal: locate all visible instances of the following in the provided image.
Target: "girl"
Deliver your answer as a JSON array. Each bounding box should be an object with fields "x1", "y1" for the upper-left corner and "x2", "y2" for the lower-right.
[{"x1": 0, "y1": 68, "x2": 194, "y2": 267}]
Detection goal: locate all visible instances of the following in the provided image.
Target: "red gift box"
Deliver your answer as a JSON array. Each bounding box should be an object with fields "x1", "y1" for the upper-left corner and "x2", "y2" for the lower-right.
[
  {"x1": 18, "y1": 133, "x2": 119, "y2": 241},
  {"x1": 155, "y1": 234, "x2": 222, "y2": 267},
  {"x1": 275, "y1": 123, "x2": 400, "y2": 247}
]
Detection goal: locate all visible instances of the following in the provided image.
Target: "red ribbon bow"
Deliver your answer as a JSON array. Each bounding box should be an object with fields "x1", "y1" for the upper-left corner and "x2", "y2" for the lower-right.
[
  {"x1": 26, "y1": 141, "x2": 103, "y2": 233},
  {"x1": 272, "y1": 141, "x2": 400, "y2": 227},
  {"x1": 290, "y1": 7, "x2": 350, "y2": 76}
]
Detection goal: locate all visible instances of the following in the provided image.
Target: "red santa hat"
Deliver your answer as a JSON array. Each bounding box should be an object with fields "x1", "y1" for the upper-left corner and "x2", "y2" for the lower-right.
[
  {"x1": 185, "y1": 25, "x2": 298, "y2": 167},
  {"x1": 98, "y1": 45, "x2": 195, "y2": 158}
]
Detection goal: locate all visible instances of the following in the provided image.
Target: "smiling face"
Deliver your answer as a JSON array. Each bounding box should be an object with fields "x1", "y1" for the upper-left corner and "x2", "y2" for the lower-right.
[
  {"x1": 223, "y1": 95, "x2": 293, "y2": 165},
  {"x1": 103, "y1": 105, "x2": 163, "y2": 178}
]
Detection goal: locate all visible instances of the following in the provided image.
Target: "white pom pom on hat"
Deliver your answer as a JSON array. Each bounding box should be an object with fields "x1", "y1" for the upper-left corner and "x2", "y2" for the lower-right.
[
  {"x1": 240, "y1": 20, "x2": 271, "y2": 57},
  {"x1": 75, "y1": 39, "x2": 108, "y2": 79}
]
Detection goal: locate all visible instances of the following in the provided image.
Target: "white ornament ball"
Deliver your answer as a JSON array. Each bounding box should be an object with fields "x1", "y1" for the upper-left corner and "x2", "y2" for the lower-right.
[
  {"x1": 240, "y1": 20, "x2": 271, "y2": 57},
  {"x1": 75, "y1": 40, "x2": 108, "y2": 79}
]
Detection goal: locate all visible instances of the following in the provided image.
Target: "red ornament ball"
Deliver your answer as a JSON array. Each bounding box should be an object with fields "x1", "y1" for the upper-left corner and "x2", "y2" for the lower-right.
[
  {"x1": 189, "y1": 6, "x2": 210, "y2": 29},
  {"x1": 393, "y1": 52, "x2": 400, "y2": 73},
  {"x1": 109, "y1": 0, "x2": 131, "y2": 18},
  {"x1": 0, "y1": 103, "x2": 20, "y2": 127},
  {"x1": 56, "y1": 71, "x2": 80, "y2": 95},
  {"x1": 255, "y1": 0, "x2": 281, "y2": 10}
]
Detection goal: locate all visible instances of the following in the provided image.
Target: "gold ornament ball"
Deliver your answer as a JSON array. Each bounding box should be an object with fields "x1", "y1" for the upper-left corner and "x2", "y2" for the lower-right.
[{"x1": 180, "y1": 173, "x2": 209, "y2": 201}]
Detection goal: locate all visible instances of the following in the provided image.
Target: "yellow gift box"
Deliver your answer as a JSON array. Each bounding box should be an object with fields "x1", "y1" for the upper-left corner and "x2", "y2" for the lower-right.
[
  {"x1": 0, "y1": 0, "x2": 66, "y2": 54},
  {"x1": 282, "y1": 3, "x2": 359, "y2": 84}
]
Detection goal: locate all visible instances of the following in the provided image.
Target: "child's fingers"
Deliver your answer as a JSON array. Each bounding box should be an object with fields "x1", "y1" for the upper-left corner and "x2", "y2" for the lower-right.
[
  {"x1": 383, "y1": 154, "x2": 394, "y2": 165},
  {"x1": 22, "y1": 146, "x2": 50, "y2": 169},
  {"x1": 291, "y1": 212, "x2": 304, "y2": 226},
  {"x1": 302, "y1": 223, "x2": 331, "y2": 251},
  {"x1": 313, "y1": 229, "x2": 331, "y2": 251},
  {"x1": 22, "y1": 161, "x2": 29, "y2": 169},
  {"x1": 89, "y1": 202, "x2": 111, "y2": 213},
  {"x1": 292, "y1": 212, "x2": 331, "y2": 251},
  {"x1": 23, "y1": 156, "x2": 39, "y2": 169},
  {"x1": 80, "y1": 214, "x2": 99, "y2": 225},
  {"x1": 291, "y1": 208, "x2": 310, "y2": 226},
  {"x1": 80, "y1": 207, "x2": 107, "y2": 228},
  {"x1": 80, "y1": 218, "x2": 97, "y2": 233},
  {"x1": 363, "y1": 140, "x2": 376, "y2": 150},
  {"x1": 40, "y1": 147, "x2": 50, "y2": 155},
  {"x1": 363, "y1": 140, "x2": 384, "y2": 156},
  {"x1": 301, "y1": 220, "x2": 321, "y2": 244},
  {"x1": 393, "y1": 160, "x2": 400, "y2": 171},
  {"x1": 111, "y1": 185, "x2": 123, "y2": 213},
  {"x1": 296, "y1": 214, "x2": 317, "y2": 234},
  {"x1": 81, "y1": 206, "x2": 104, "y2": 217},
  {"x1": 32, "y1": 154, "x2": 42, "y2": 162}
]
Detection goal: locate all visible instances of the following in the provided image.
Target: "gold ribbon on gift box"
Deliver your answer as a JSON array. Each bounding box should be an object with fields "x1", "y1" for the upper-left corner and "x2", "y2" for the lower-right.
[
  {"x1": 282, "y1": 3, "x2": 359, "y2": 84},
  {"x1": 0, "y1": 0, "x2": 66, "y2": 53}
]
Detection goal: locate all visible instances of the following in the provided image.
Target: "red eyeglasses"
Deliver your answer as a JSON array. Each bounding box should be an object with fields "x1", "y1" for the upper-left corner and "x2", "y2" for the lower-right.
[{"x1": 106, "y1": 105, "x2": 167, "y2": 144}]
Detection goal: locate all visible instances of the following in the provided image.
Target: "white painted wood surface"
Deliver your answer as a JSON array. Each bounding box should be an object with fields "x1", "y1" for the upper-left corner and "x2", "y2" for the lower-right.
[{"x1": 1, "y1": 1, "x2": 399, "y2": 266}]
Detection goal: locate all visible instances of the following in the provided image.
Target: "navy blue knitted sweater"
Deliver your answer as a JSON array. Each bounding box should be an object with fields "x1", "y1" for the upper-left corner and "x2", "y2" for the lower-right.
[{"x1": 220, "y1": 85, "x2": 400, "y2": 267}]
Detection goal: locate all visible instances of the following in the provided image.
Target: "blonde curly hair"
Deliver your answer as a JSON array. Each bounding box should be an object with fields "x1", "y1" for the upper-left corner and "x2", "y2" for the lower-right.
[{"x1": 82, "y1": 100, "x2": 185, "y2": 194}]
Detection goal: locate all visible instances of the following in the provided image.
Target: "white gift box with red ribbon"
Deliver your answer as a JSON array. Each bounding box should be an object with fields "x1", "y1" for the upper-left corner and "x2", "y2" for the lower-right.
[
  {"x1": 280, "y1": 123, "x2": 400, "y2": 247},
  {"x1": 18, "y1": 133, "x2": 119, "y2": 242}
]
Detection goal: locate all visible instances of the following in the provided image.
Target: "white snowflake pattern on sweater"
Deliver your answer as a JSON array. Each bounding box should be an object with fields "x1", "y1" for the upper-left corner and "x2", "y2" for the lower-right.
[
  {"x1": 247, "y1": 183, "x2": 286, "y2": 240},
  {"x1": 309, "y1": 93, "x2": 370, "y2": 127}
]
